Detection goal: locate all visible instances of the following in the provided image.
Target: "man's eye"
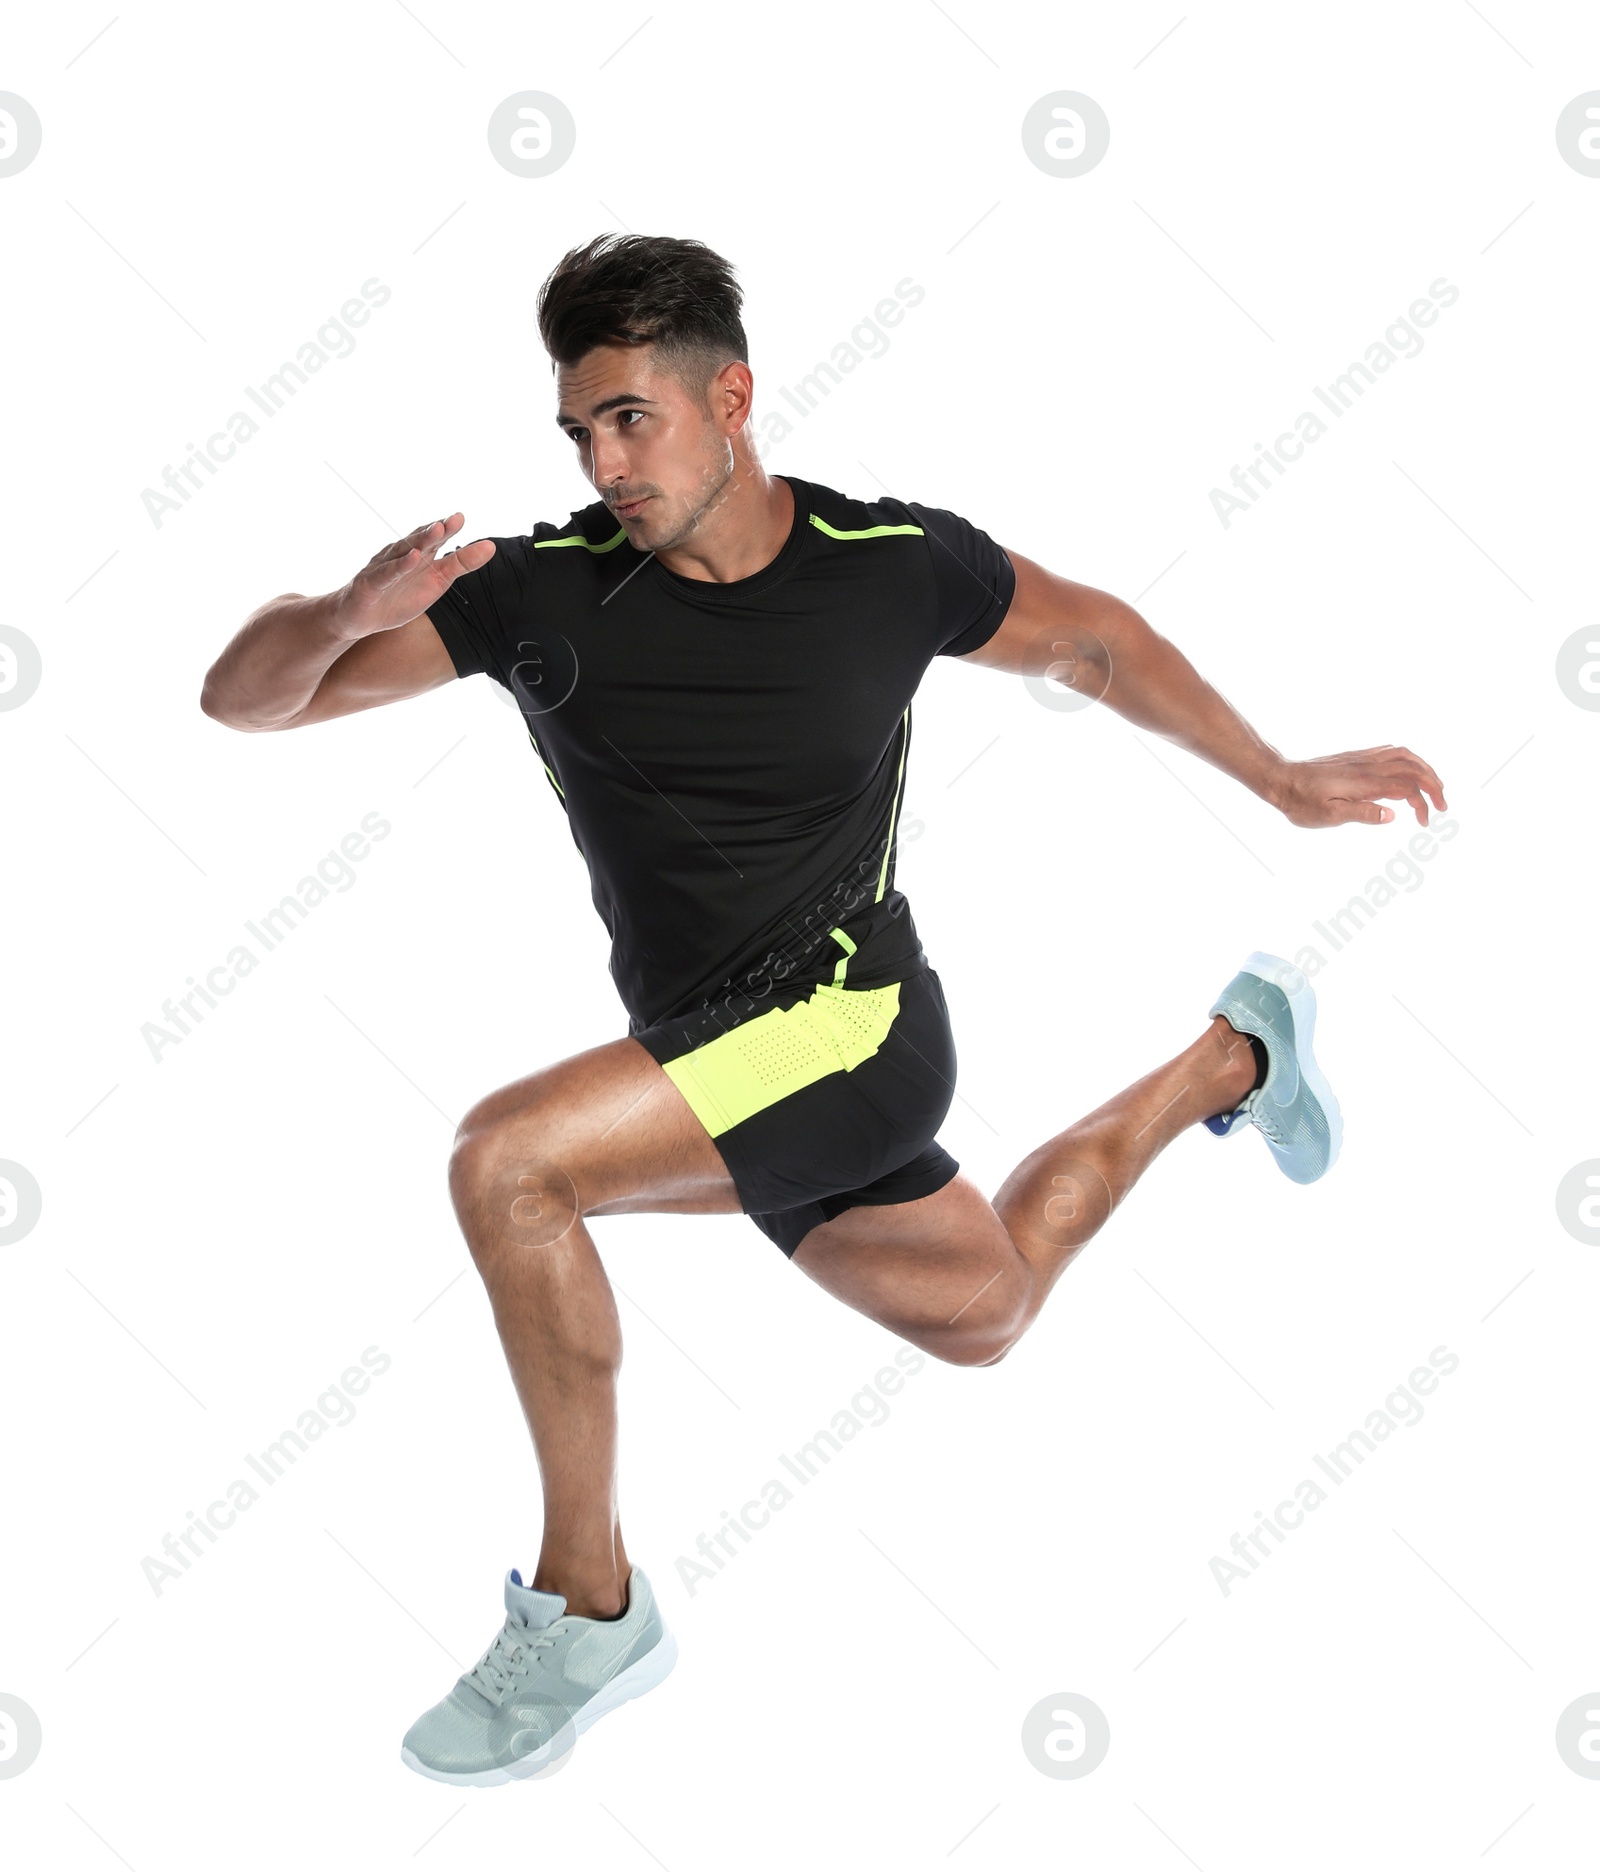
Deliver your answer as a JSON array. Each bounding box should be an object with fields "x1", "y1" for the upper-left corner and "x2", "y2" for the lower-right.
[{"x1": 619, "y1": 409, "x2": 643, "y2": 426}]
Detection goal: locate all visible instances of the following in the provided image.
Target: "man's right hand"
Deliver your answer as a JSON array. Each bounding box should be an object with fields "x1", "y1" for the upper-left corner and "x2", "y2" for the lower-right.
[
  {"x1": 334, "y1": 513, "x2": 497, "y2": 641},
  {"x1": 201, "y1": 513, "x2": 493, "y2": 731}
]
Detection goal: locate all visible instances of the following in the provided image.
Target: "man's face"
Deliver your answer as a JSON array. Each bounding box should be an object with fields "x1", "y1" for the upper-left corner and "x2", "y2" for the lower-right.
[{"x1": 554, "y1": 343, "x2": 739, "y2": 552}]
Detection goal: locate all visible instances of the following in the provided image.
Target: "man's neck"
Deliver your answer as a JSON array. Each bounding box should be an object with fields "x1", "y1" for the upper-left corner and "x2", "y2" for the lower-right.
[{"x1": 651, "y1": 464, "x2": 795, "y2": 585}]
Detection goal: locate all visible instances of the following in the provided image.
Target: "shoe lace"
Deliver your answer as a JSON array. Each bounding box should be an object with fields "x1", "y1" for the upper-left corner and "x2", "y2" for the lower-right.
[
  {"x1": 1251, "y1": 1099, "x2": 1285, "y2": 1146},
  {"x1": 463, "y1": 1619, "x2": 563, "y2": 1705}
]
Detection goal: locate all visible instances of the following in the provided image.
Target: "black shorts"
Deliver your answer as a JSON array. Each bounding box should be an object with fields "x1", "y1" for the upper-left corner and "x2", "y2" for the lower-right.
[{"x1": 632, "y1": 962, "x2": 961, "y2": 1257}]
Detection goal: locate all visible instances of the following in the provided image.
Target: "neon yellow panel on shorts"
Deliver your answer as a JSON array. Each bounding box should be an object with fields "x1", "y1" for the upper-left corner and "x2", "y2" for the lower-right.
[{"x1": 661, "y1": 980, "x2": 903, "y2": 1138}]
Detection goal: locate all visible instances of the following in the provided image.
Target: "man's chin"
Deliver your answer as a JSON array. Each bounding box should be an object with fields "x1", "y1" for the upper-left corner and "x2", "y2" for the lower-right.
[{"x1": 633, "y1": 512, "x2": 693, "y2": 553}]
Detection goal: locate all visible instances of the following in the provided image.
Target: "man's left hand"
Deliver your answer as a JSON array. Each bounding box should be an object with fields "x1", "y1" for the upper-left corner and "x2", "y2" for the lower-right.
[{"x1": 1271, "y1": 746, "x2": 1447, "y2": 828}]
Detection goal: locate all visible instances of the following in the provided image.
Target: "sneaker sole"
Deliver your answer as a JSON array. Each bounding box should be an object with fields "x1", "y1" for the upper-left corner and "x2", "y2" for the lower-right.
[
  {"x1": 1240, "y1": 949, "x2": 1343, "y2": 1174},
  {"x1": 400, "y1": 1625, "x2": 680, "y2": 1787}
]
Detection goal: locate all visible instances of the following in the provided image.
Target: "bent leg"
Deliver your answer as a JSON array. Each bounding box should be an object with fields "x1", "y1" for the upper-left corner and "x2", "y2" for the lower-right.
[
  {"x1": 792, "y1": 1014, "x2": 1258, "y2": 1364},
  {"x1": 450, "y1": 1036, "x2": 741, "y2": 1615}
]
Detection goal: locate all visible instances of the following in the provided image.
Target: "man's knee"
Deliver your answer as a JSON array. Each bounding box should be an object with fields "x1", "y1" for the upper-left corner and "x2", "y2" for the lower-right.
[
  {"x1": 916, "y1": 1290, "x2": 1030, "y2": 1368},
  {"x1": 926, "y1": 1324, "x2": 1018, "y2": 1368},
  {"x1": 450, "y1": 1112, "x2": 584, "y2": 1261}
]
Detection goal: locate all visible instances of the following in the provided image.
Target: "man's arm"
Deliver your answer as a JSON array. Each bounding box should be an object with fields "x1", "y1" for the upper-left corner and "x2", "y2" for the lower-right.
[
  {"x1": 959, "y1": 548, "x2": 1447, "y2": 828},
  {"x1": 199, "y1": 514, "x2": 493, "y2": 731}
]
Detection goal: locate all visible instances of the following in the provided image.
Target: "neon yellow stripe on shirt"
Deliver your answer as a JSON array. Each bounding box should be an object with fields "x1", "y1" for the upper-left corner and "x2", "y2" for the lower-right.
[
  {"x1": 534, "y1": 529, "x2": 629, "y2": 552},
  {"x1": 876, "y1": 707, "x2": 910, "y2": 903},
  {"x1": 808, "y1": 516, "x2": 925, "y2": 541}
]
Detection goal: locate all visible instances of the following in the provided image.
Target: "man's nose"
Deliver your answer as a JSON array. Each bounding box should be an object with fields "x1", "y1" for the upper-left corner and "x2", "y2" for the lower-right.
[{"x1": 589, "y1": 430, "x2": 631, "y2": 488}]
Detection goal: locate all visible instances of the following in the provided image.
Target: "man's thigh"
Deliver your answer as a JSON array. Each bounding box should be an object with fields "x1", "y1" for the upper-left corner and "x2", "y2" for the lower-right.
[
  {"x1": 790, "y1": 1171, "x2": 1020, "y2": 1338},
  {"x1": 455, "y1": 1034, "x2": 744, "y2": 1218}
]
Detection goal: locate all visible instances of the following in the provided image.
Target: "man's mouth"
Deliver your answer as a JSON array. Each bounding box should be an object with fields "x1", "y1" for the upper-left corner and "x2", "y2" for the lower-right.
[{"x1": 612, "y1": 495, "x2": 651, "y2": 519}]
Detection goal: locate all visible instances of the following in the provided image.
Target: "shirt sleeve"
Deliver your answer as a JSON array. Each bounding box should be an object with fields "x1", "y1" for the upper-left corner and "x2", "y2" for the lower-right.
[
  {"x1": 903, "y1": 502, "x2": 1016, "y2": 657},
  {"x1": 424, "y1": 535, "x2": 534, "y2": 685}
]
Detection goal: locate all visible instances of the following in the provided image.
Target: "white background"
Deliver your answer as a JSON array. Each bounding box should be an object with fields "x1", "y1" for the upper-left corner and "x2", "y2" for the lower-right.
[{"x1": 3, "y1": 2, "x2": 1597, "y2": 1865}]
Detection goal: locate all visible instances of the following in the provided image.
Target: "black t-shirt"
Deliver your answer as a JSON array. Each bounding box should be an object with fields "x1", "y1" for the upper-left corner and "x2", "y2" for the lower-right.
[{"x1": 425, "y1": 474, "x2": 1014, "y2": 1034}]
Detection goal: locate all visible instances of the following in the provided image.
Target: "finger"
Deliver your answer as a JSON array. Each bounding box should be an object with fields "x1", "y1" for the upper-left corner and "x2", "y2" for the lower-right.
[
  {"x1": 374, "y1": 514, "x2": 465, "y2": 569},
  {"x1": 1364, "y1": 771, "x2": 1428, "y2": 825},
  {"x1": 408, "y1": 512, "x2": 465, "y2": 553},
  {"x1": 368, "y1": 518, "x2": 442, "y2": 568},
  {"x1": 1386, "y1": 765, "x2": 1437, "y2": 824},
  {"x1": 1383, "y1": 748, "x2": 1449, "y2": 815},
  {"x1": 1326, "y1": 796, "x2": 1393, "y2": 826},
  {"x1": 412, "y1": 513, "x2": 470, "y2": 567},
  {"x1": 1398, "y1": 769, "x2": 1433, "y2": 824},
  {"x1": 1413, "y1": 759, "x2": 1448, "y2": 812},
  {"x1": 432, "y1": 537, "x2": 496, "y2": 583},
  {"x1": 366, "y1": 542, "x2": 429, "y2": 588},
  {"x1": 372, "y1": 521, "x2": 474, "y2": 592},
  {"x1": 1390, "y1": 746, "x2": 1441, "y2": 787}
]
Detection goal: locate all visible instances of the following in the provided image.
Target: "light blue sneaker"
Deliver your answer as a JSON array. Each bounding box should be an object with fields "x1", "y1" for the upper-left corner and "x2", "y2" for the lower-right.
[
  {"x1": 401, "y1": 1566, "x2": 677, "y2": 1785},
  {"x1": 1204, "y1": 951, "x2": 1342, "y2": 1184}
]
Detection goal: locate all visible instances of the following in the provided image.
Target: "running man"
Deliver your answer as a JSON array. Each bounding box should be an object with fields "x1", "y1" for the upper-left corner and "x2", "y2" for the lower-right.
[{"x1": 199, "y1": 234, "x2": 1446, "y2": 1784}]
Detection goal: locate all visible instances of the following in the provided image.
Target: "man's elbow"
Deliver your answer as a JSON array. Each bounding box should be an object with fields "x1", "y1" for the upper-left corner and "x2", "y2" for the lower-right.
[
  {"x1": 198, "y1": 678, "x2": 295, "y2": 732},
  {"x1": 199, "y1": 676, "x2": 245, "y2": 729}
]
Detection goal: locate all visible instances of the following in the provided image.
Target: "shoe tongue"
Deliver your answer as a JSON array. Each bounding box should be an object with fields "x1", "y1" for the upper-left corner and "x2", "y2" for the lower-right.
[{"x1": 505, "y1": 1567, "x2": 566, "y2": 1630}]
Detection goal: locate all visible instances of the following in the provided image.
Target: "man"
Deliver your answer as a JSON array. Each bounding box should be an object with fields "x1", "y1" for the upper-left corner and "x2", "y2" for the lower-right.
[{"x1": 200, "y1": 234, "x2": 1445, "y2": 1785}]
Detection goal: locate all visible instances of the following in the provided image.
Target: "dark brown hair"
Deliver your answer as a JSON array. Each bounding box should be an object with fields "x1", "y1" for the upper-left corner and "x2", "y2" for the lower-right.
[{"x1": 536, "y1": 233, "x2": 748, "y2": 395}]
